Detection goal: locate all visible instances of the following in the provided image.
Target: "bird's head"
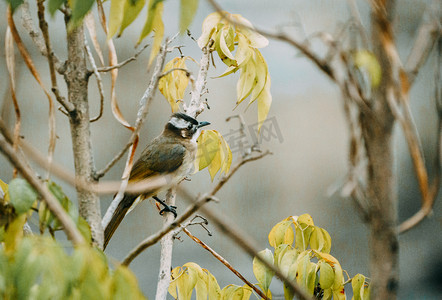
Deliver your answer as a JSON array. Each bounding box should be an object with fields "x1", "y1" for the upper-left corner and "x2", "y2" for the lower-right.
[{"x1": 165, "y1": 113, "x2": 210, "y2": 140}]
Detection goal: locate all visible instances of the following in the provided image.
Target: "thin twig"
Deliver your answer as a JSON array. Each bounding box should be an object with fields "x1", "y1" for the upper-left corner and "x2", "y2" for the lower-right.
[
  {"x1": 36, "y1": 0, "x2": 74, "y2": 113},
  {"x1": 84, "y1": 37, "x2": 105, "y2": 122},
  {"x1": 182, "y1": 227, "x2": 269, "y2": 300},
  {"x1": 122, "y1": 151, "x2": 272, "y2": 266},
  {"x1": 95, "y1": 43, "x2": 150, "y2": 73},
  {"x1": 20, "y1": 1, "x2": 64, "y2": 74},
  {"x1": 404, "y1": 2, "x2": 440, "y2": 86},
  {"x1": 0, "y1": 135, "x2": 85, "y2": 245}
]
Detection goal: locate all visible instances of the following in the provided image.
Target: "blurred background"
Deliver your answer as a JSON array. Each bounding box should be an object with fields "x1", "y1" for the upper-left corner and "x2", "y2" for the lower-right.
[{"x1": 0, "y1": 0, "x2": 440, "y2": 298}]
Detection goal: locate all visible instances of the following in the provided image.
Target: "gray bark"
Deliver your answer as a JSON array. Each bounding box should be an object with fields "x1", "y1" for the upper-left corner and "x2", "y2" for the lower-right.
[{"x1": 65, "y1": 23, "x2": 103, "y2": 248}]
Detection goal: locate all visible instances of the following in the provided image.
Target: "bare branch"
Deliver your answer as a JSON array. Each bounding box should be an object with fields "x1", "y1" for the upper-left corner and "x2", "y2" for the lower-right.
[
  {"x1": 84, "y1": 37, "x2": 104, "y2": 122},
  {"x1": 36, "y1": 0, "x2": 74, "y2": 113},
  {"x1": 182, "y1": 227, "x2": 269, "y2": 300},
  {"x1": 155, "y1": 188, "x2": 177, "y2": 300},
  {"x1": 95, "y1": 43, "x2": 150, "y2": 73},
  {"x1": 0, "y1": 134, "x2": 85, "y2": 246},
  {"x1": 20, "y1": 1, "x2": 64, "y2": 74},
  {"x1": 184, "y1": 45, "x2": 211, "y2": 118},
  {"x1": 405, "y1": 3, "x2": 441, "y2": 86}
]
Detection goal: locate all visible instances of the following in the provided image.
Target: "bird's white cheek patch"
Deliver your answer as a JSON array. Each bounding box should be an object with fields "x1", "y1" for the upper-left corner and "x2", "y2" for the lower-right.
[{"x1": 169, "y1": 117, "x2": 189, "y2": 129}]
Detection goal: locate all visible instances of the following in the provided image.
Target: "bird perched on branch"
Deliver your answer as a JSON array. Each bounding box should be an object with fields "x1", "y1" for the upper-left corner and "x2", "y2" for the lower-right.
[{"x1": 103, "y1": 113, "x2": 210, "y2": 249}]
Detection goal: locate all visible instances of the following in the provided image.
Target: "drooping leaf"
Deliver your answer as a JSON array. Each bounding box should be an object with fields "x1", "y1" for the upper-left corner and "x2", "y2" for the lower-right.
[
  {"x1": 197, "y1": 12, "x2": 222, "y2": 48},
  {"x1": 0, "y1": 178, "x2": 9, "y2": 202},
  {"x1": 108, "y1": 0, "x2": 126, "y2": 39},
  {"x1": 179, "y1": 0, "x2": 199, "y2": 34},
  {"x1": 218, "y1": 132, "x2": 232, "y2": 174},
  {"x1": 208, "y1": 149, "x2": 221, "y2": 181},
  {"x1": 69, "y1": 0, "x2": 95, "y2": 28},
  {"x1": 236, "y1": 59, "x2": 256, "y2": 105},
  {"x1": 48, "y1": 0, "x2": 65, "y2": 15},
  {"x1": 248, "y1": 50, "x2": 268, "y2": 106},
  {"x1": 195, "y1": 130, "x2": 220, "y2": 171},
  {"x1": 252, "y1": 248, "x2": 274, "y2": 293},
  {"x1": 232, "y1": 14, "x2": 268, "y2": 48},
  {"x1": 256, "y1": 74, "x2": 272, "y2": 131},
  {"x1": 9, "y1": 178, "x2": 38, "y2": 215},
  {"x1": 5, "y1": 0, "x2": 24, "y2": 13},
  {"x1": 159, "y1": 57, "x2": 190, "y2": 112},
  {"x1": 118, "y1": 0, "x2": 147, "y2": 36}
]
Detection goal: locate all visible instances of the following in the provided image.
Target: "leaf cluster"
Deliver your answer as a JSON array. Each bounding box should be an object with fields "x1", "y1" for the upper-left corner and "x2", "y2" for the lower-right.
[{"x1": 0, "y1": 178, "x2": 145, "y2": 299}]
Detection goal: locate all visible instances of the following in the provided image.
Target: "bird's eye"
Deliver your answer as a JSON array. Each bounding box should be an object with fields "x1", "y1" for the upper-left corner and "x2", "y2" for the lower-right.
[{"x1": 187, "y1": 124, "x2": 193, "y2": 130}]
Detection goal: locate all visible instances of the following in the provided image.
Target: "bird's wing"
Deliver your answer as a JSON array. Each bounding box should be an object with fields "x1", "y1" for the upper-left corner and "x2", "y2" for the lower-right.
[{"x1": 128, "y1": 142, "x2": 186, "y2": 182}]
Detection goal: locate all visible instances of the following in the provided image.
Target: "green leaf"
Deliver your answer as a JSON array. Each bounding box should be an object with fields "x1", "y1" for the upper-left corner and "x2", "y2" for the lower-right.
[
  {"x1": 6, "y1": 0, "x2": 24, "y2": 13},
  {"x1": 252, "y1": 248, "x2": 274, "y2": 293},
  {"x1": 179, "y1": 0, "x2": 198, "y2": 34},
  {"x1": 48, "y1": 0, "x2": 65, "y2": 15},
  {"x1": 118, "y1": 0, "x2": 147, "y2": 36},
  {"x1": 69, "y1": 0, "x2": 95, "y2": 28},
  {"x1": 9, "y1": 178, "x2": 38, "y2": 215},
  {"x1": 108, "y1": 0, "x2": 127, "y2": 39},
  {"x1": 111, "y1": 266, "x2": 146, "y2": 300},
  {"x1": 318, "y1": 261, "x2": 335, "y2": 290},
  {"x1": 77, "y1": 217, "x2": 92, "y2": 243}
]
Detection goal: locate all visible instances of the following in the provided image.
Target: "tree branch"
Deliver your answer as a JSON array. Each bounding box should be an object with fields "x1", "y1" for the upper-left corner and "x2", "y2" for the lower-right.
[
  {"x1": 0, "y1": 134, "x2": 85, "y2": 245},
  {"x1": 20, "y1": 1, "x2": 64, "y2": 74},
  {"x1": 404, "y1": 2, "x2": 441, "y2": 86},
  {"x1": 181, "y1": 227, "x2": 269, "y2": 300},
  {"x1": 84, "y1": 37, "x2": 104, "y2": 122},
  {"x1": 36, "y1": 0, "x2": 74, "y2": 113},
  {"x1": 95, "y1": 43, "x2": 150, "y2": 73}
]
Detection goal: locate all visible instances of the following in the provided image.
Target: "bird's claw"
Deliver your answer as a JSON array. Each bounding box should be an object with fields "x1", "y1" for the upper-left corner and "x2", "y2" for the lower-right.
[
  {"x1": 153, "y1": 196, "x2": 177, "y2": 218},
  {"x1": 159, "y1": 205, "x2": 177, "y2": 218}
]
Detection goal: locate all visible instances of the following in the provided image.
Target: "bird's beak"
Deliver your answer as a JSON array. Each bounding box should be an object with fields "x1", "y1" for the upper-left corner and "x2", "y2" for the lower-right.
[{"x1": 197, "y1": 121, "x2": 211, "y2": 128}]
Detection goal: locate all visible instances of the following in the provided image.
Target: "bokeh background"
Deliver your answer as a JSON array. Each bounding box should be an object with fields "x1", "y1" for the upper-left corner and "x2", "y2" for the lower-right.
[{"x1": 0, "y1": 0, "x2": 441, "y2": 298}]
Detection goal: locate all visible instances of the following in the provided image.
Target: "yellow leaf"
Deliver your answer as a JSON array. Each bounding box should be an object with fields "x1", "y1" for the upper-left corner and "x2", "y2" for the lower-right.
[
  {"x1": 257, "y1": 74, "x2": 272, "y2": 131},
  {"x1": 195, "y1": 130, "x2": 220, "y2": 171},
  {"x1": 138, "y1": 0, "x2": 164, "y2": 65},
  {"x1": 235, "y1": 32, "x2": 252, "y2": 68},
  {"x1": 159, "y1": 57, "x2": 189, "y2": 112},
  {"x1": 353, "y1": 50, "x2": 382, "y2": 89},
  {"x1": 236, "y1": 59, "x2": 256, "y2": 104},
  {"x1": 217, "y1": 132, "x2": 232, "y2": 174},
  {"x1": 118, "y1": 0, "x2": 147, "y2": 36},
  {"x1": 108, "y1": 0, "x2": 126, "y2": 39},
  {"x1": 197, "y1": 12, "x2": 222, "y2": 48},
  {"x1": 221, "y1": 285, "x2": 244, "y2": 300},
  {"x1": 352, "y1": 274, "x2": 366, "y2": 300},
  {"x1": 278, "y1": 248, "x2": 298, "y2": 277},
  {"x1": 268, "y1": 219, "x2": 295, "y2": 248},
  {"x1": 247, "y1": 49, "x2": 268, "y2": 106},
  {"x1": 205, "y1": 269, "x2": 221, "y2": 300},
  {"x1": 208, "y1": 149, "x2": 221, "y2": 181},
  {"x1": 332, "y1": 263, "x2": 345, "y2": 291},
  {"x1": 0, "y1": 178, "x2": 8, "y2": 202},
  {"x1": 179, "y1": 0, "x2": 199, "y2": 34},
  {"x1": 310, "y1": 227, "x2": 332, "y2": 253},
  {"x1": 252, "y1": 249, "x2": 274, "y2": 293},
  {"x1": 4, "y1": 214, "x2": 26, "y2": 254},
  {"x1": 215, "y1": 27, "x2": 237, "y2": 67},
  {"x1": 232, "y1": 14, "x2": 269, "y2": 48},
  {"x1": 296, "y1": 213, "x2": 314, "y2": 226}
]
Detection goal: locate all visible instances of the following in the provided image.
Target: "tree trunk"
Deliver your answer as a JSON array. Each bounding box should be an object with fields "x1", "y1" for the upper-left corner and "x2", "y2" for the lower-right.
[
  {"x1": 362, "y1": 0, "x2": 399, "y2": 298},
  {"x1": 65, "y1": 23, "x2": 103, "y2": 248}
]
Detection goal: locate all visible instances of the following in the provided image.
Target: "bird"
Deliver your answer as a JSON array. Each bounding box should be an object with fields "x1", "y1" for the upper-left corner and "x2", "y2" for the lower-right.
[{"x1": 103, "y1": 113, "x2": 210, "y2": 249}]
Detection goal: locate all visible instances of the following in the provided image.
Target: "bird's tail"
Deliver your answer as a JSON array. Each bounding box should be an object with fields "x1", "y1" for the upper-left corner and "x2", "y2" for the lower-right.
[{"x1": 103, "y1": 193, "x2": 137, "y2": 249}]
